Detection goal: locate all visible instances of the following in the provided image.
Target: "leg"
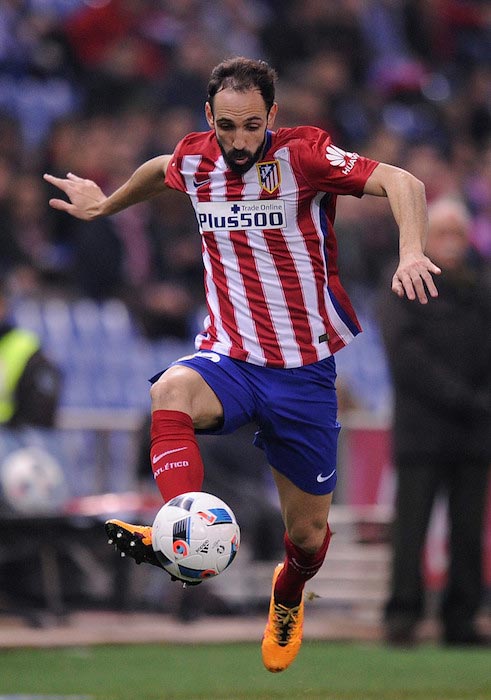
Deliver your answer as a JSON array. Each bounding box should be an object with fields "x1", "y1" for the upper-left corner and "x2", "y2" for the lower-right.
[
  {"x1": 272, "y1": 467, "x2": 332, "y2": 602},
  {"x1": 384, "y1": 459, "x2": 440, "y2": 643},
  {"x1": 262, "y1": 469, "x2": 332, "y2": 673},
  {"x1": 442, "y1": 459, "x2": 489, "y2": 643},
  {"x1": 105, "y1": 364, "x2": 224, "y2": 572},
  {"x1": 148, "y1": 364, "x2": 223, "y2": 501},
  {"x1": 257, "y1": 357, "x2": 338, "y2": 671}
]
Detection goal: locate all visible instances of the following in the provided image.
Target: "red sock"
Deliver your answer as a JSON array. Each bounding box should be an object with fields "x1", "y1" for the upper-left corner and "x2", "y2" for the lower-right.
[
  {"x1": 150, "y1": 409, "x2": 204, "y2": 502},
  {"x1": 274, "y1": 525, "x2": 332, "y2": 605}
]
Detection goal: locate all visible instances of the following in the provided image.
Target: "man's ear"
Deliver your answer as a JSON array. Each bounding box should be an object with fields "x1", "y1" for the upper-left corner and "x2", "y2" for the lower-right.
[
  {"x1": 267, "y1": 102, "x2": 278, "y2": 129},
  {"x1": 205, "y1": 102, "x2": 214, "y2": 128}
]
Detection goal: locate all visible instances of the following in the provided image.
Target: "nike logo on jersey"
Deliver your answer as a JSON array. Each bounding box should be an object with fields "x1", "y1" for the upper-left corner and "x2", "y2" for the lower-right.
[
  {"x1": 152, "y1": 447, "x2": 188, "y2": 464},
  {"x1": 193, "y1": 176, "x2": 211, "y2": 188},
  {"x1": 316, "y1": 468, "x2": 336, "y2": 483}
]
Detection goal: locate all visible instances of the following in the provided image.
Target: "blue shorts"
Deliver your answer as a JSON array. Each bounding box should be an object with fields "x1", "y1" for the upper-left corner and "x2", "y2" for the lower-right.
[{"x1": 152, "y1": 351, "x2": 340, "y2": 495}]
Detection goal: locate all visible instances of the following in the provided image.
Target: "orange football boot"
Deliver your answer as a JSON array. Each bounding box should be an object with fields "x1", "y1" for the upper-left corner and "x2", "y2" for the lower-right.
[
  {"x1": 105, "y1": 519, "x2": 202, "y2": 585},
  {"x1": 105, "y1": 519, "x2": 162, "y2": 568},
  {"x1": 261, "y1": 563, "x2": 305, "y2": 673}
]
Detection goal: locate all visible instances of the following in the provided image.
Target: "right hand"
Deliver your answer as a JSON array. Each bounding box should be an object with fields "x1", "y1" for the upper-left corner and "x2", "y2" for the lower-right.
[{"x1": 43, "y1": 172, "x2": 107, "y2": 220}]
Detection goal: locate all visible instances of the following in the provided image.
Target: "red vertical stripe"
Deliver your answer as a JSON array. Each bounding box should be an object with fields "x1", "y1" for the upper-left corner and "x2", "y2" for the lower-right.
[
  {"x1": 229, "y1": 230, "x2": 283, "y2": 365},
  {"x1": 262, "y1": 228, "x2": 317, "y2": 365},
  {"x1": 202, "y1": 232, "x2": 246, "y2": 355}
]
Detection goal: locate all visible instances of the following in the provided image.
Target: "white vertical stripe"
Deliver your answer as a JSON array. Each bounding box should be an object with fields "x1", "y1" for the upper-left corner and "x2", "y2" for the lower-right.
[
  {"x1": 182, "y1": 154, "x2": 232, "y2": 354},
  {"x1": 207, "y1": 157, "x2": 263, "y2": 361},
  {"x1": 210, "y1": 155, "x2": 228, "y2": 199},
  {"x1": 181, "y1": 154, "x2": 202, "y2": 204},
  {"x1": 199, "y1": 241, "x2": 232, "y2": 355}
]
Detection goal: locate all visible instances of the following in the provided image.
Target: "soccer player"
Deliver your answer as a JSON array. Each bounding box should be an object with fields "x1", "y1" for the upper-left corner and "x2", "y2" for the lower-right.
[{"x1": 44, "y1": 57, "x2": 440, "y2": 672}]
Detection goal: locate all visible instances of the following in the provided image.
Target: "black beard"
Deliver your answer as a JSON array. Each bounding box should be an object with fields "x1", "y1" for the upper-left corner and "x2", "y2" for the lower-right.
[{"x1": 218, "y1": 139, "x2": 265, "y2": 175}]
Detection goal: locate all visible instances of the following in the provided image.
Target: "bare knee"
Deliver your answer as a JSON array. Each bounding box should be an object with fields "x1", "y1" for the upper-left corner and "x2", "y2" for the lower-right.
[
  {"x1": 149, "y1": 365, "x2": 223, "y2": 430},
  {"x1": 287, "y1": 517, "x2": 328, "y2": 554},
  {"x1": 150, "y1": 369, "x2": 191, "y2": 412}
]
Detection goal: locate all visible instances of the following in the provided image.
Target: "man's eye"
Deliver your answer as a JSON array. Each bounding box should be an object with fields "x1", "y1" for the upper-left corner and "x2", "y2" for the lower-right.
[{"x1": 246, "y1": 124, "x2": 260, "y2": 131}]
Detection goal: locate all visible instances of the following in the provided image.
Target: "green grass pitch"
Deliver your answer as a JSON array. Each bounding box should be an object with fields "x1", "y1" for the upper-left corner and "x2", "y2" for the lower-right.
[{"x1": 0, "y1": 640, "x2": 490, "y2": 700}]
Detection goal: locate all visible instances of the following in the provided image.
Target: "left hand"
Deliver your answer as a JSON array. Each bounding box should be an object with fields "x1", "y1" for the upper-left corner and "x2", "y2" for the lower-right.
[{"x1": 392, "y1": 253, "x2": 441, "y2": 304}]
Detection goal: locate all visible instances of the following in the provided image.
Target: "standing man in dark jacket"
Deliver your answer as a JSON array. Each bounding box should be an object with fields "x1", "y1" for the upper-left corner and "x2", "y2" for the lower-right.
[{"x1": 379, "y1": 197, "x2": 491, "y2": 646}]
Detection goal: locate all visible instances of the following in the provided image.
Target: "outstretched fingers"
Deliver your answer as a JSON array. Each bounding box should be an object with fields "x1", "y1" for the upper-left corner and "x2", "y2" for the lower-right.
[
  {"x1": 43, "y1": 173, "x2": 75, "y2": 205},
  {"x1": 43, "y1": 175, "x2": 73, "y2": 213},
  {"x1": 43, "y1": 172, "x2": 105, "y2": 220},
  {"x1": 392, "y1": 258, "x2": 441, "y2": 304},
  {"x1": 43, "y1": 172, "x2": 72, "y2": 188}
]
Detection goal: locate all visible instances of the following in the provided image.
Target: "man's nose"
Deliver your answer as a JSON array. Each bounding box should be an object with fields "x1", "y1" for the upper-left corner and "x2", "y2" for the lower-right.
[{"x1": 232, "y1": 131, "x2": 246, "y2": 150}]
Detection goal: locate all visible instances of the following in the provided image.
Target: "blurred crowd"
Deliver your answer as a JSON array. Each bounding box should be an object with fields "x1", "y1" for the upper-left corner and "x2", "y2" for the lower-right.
[{"x1": 0, "y1": 0, "x2": 490, "y2": 339}]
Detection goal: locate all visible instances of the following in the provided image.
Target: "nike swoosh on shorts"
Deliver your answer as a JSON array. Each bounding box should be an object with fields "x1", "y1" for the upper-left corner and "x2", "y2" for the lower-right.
[{"x1": 316, "y1": 468, "x2": 336, "y2": 483}]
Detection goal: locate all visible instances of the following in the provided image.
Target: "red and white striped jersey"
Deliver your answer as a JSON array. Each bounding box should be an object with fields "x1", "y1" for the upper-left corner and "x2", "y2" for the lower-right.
[{"x1": 165, "y1": 125, "x2": 379, "y2": 368}]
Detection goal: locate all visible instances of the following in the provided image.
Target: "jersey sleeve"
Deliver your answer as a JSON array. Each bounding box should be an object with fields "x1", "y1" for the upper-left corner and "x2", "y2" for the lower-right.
[
  {"x1": 296, "y1": 128, "x2": 379, "y2": 197},
  {"x1": 164, "y1": 137, "x2": 187, "y2": 193}
]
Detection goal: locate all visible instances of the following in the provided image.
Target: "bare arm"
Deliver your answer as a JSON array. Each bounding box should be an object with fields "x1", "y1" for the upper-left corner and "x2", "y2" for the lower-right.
[
  {"x1": 43, "y1": 155, "x2": 172, "y2": 221},
  {"x1": 364, "y1": 162, "x2": 441, "y2": 304}
]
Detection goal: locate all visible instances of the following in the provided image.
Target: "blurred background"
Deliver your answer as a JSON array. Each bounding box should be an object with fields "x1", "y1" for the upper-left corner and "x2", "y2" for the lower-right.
[{"x1": 0, "y1": 0, "x2": 489, "y2": 638}]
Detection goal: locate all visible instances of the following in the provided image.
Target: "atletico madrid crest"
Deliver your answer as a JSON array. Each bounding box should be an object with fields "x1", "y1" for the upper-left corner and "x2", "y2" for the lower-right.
[{"x1": 257, "y1": 160, "x2": 281, "y2": 193}]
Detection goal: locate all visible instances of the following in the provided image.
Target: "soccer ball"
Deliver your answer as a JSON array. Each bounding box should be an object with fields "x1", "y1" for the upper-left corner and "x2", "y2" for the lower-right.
[
  {"x1": 0, "y1": 446, "x2": 68, "y2": 515},
  {"x1": 152, "y1": 491, "x2": 240, "y2": 584}
]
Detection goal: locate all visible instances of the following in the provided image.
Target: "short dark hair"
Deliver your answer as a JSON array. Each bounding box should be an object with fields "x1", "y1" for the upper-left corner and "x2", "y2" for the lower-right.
[{"x1": 207, "y1": 57, "x2": 278, "y2": 113}]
